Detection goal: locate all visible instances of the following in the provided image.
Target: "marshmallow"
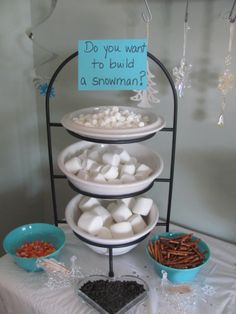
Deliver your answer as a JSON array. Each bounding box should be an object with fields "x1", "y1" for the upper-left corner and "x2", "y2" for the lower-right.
[
  {"x1": 96, "y1": 227, "x2": 113, "y2": 239},
  {"x1": 79, "y1": 196, "x2": 100, "y2": 212},
  {"x1": 88, "y1": 150, "x2": 101, "y2": 163},
  {"x1": 76, "y1": 170, "x2": 89, "y2": 180},
  {"x1": 135, "y1": 172, "x2": 149, "y2": 181},
  {"x1": 107, "y1": 178, "x2": 121, "y2": 184},
  {"x1": 120, "y1": 163, "x2": 136, "y2": 175},
  {"x1": 64, "y1": 157, "x2": 82, "y2": 174},
  {"x1": 129, "y1": 157, "x2": 138, "y2": 165},
  {"x1": 73, "y1": 107, "x2": 149, "y2": 129},
  {"x1": 106, "y1": 202, "x2": 117, "y2": 211},
  {"x1": 131, "y1": 197, "x2": 153, "y2": 216},
  {"x1": 120, "y1": 174, "x2": 136, "y2": 183},
  {"x1": 77, "y1": 212, "x2": 103, "y2": 235},
  {"x1": 82, "y1": 158, "x2": 97, "y2": 170},
  {"x1": 101, "y1": 165, "x2": 119, "y2": 180},
  {"x1": 110, "y1": 222, "x2": 134, "y2": 239},
  {"x1": 91, "y1": 172, "x2": 106, "y2": 183},
  {"x1": 91, "y1": 205, "x2": 113, "y2": 227},
  {"x1": 111, "y1": 203, "x2": 132, "y2": 222},
  {"x1": 89, "y1": 163, "x2": 102, "y2": 173},
  {"x1": 102, "y1": 153, "x2": 120, "y2": 166},
  {"x1": 120, "y1": 198, "x2": 134, "y2": 208},
  {"x1": 136, "y1": 164, "x2": 152, "y2": 176},
  {"x1": 115, "y1": 149, "x2": 131, "y2": 163},
  {"x1": 78, "y1": 150, "x2": 88, "y2": 161},
  {"x1": 128, "y1": 214, "x2": 147, "y2": 234}
]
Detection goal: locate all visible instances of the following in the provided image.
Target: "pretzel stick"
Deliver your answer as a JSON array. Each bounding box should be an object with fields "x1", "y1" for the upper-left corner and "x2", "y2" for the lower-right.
[{"x1": 148, "y1": 233, "x2": 208, "y2": 269}]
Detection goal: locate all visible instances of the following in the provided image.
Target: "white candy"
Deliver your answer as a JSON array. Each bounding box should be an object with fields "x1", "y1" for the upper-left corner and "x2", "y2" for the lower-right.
[
  {"x1": 77, "y1": 170, "x2": 89, "y2": 180},
  {"x1": 101, "y1": 165, "x2": 119, "y2": 180},
  {"x1": 130, "y1": 157, "x2": 138, "y2": 165},
  {"x1": 111, "y1": 203, "x2": 132, "y2": 222},
  {"x1": 78, "y1": 150, "x2": 88, "y2": 160},
  {"x1": 77, "y1": 212, "x2": 103, "y2": 235},
  {"x1": 135, "y1": 172, "x2": 148, "y2": 181},
  {"x1": 91, "y1": 205, "x2": 113, "y2": 227},
  {"x1": 97, "y1": 227, "x2": 113, "y2": 239},
  {"x1": 136, "y1": 164, "x2": 152, "y2": 176},
  {"x1": 106, "y1": 202, "x2": 117, "y2": 211},
  {"x1": 79, "y1": 196, "x2": 100, "y2": 212},
  {"x1": 73, "y1": 107, "x2": 150, "y2": 129},
  {"x1": 107, "y1": 178, "x2": 121, "y2": 184},
  {"x1": 89, "y1": 163, "x2": 102, "y2": 173},
  {"x1": 120, "y1": 174, "x2": 136, "y2": 183},
  {"x1": 88, "y1": 150, "x2": 101, "y2": 162},
  {"x1": 128, "y1": 214, "x2": 147, "y2": 234},
  {"x1": 120, "y1": 163, "x2": 136, "y2": 175},
  {"x1": 82, "y1": 158, "x2": 97, "y2": 170},
  {"x1": 64, "y1": 157, "x2": 82, "y2": 174},
  {"x1": 102, "y1": 153, "x2": 120, "y2": 166},
  {"x1": 91, "y1": 172, "x2": 106, "y2": 183},
  {"x1": 110, "y1": 222, "x2": 134, "y2": 239},
  {"x1": 131, "y1": 197, "x2": 153, "y2": 216},
  {"x1": 120, "y1": 198, "x2": 134, "y2": 208},
  {"x1": 115, "y1": 149, "x2": 131, "y2": 163}
]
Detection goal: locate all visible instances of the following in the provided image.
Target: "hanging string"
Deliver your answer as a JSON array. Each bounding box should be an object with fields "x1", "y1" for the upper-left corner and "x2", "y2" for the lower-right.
[
  {"x1": 172, "y1": 0, "x2": 192, "y2": 98},
  {"x1": 217, "y1": 3, "x2": 235, "y2": 126}
]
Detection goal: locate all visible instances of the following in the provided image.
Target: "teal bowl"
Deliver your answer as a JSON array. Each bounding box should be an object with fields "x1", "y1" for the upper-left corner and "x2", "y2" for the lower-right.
[
  {"x1": 3, "y1": 223, "x2": 65, "y2": 272},
  {"x1": 146, "y1": 231, "x2": 210, "y2": 284}
]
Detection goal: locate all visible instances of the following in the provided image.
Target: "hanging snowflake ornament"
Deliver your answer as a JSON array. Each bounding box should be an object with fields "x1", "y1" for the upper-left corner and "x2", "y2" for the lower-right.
[
  {"x1": 217, "y1": 21, "x2": 235, "y2": 126},
  {"x1": 130, "y1": 64, "x2": 160, "y2": 108},
  {"x1": 173, "y1": 57, "x2": 192, "y2": 98},
  {"x1": 173, "y1": 5, "x2": 192, "y2": 99}
]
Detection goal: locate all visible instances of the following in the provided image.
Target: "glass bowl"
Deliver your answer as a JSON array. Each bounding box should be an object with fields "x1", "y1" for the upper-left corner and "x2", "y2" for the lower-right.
[{"x1": 77, "y1": 274, "x2": 149, "y2": 314}]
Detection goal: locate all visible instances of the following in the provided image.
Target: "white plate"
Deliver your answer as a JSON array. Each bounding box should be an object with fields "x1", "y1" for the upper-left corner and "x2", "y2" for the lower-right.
[
  {"x1": 57, "y1": 141, "x2": 164, "y2": 196},
  {"x1": 65, "y1": 194, "x2": 159, "y2": 255},
  {"x1": 61, "y1": 106, "x2": 165, "y2": 141}
]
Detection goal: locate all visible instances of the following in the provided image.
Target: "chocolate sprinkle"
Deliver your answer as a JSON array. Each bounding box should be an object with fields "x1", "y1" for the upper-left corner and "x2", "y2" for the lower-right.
[{"x1": 80, "y1": 279, "x2": 145, "y2": 313}]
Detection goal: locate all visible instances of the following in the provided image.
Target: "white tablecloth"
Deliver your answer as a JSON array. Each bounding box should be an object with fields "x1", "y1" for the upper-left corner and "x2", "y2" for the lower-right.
[{"x1": 0, "y1": 224, "x2": 236, "y2": 314}]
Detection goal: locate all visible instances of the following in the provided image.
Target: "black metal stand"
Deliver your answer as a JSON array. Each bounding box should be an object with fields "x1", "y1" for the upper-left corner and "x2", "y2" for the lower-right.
[{"x1": 45, "y1": 51, "x2": 178, "y2": 277}]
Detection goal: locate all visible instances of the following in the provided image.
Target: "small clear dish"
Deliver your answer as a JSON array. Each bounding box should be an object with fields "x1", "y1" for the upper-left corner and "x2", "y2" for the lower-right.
[{"x1": 77, "y1": 274, "x2": 149, "y2": 314}]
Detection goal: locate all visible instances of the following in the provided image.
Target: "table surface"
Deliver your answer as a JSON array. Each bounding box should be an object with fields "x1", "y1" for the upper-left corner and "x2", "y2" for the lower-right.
[{"x1": 0, "y1": 224, "x2": 236, "y2": 314}]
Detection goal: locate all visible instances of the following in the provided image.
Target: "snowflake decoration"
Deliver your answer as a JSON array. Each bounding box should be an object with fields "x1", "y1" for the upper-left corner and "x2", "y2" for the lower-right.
[
  {"x1": 172, "y1": 18, "x2": 192, "y2": 99},
  {"x1": 217, "y1": 22, "x2": 235, "y2": 126},
  {"x1": 37, "y1": 82, "x2": 55, "y2": 98},
  {"x1": 130, "y1": 63, "x2": 160, "y2": 108},
  {"x1": 217, "y1": 112, "x2": 225, "y2": 127},
  {"x1": 218, "y1": 69, "x2": 234, "y2": 96},
  {"x1": 173, "y1": 58, "x2": 192, "y2": 98},
  {"x1": 201, "y1": 284, "x2": 216, "y2": 297}
]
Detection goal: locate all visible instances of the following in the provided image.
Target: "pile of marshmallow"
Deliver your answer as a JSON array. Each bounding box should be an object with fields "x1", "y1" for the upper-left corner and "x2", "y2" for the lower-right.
[
  {"x1": 64, "y1": 145, "x2": 153, "y2": 184},
  {"x1": 72, "y1": 106, "x2": 150, "y2": 129},
  {"x1": 77, "y1": 196, "x2": 154, "y2": 239}
]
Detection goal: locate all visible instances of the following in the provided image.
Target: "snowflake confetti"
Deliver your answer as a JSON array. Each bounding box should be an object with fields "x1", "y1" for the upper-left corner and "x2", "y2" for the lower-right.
[{"x1": 201, "y1": 284, "x2": 217, "y2": 297}]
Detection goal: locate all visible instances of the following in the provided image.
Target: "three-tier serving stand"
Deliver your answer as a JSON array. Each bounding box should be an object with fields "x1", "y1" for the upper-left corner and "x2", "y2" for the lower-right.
[{"x1": 45, "y1": 51, "x2": 178, "y2": 277}]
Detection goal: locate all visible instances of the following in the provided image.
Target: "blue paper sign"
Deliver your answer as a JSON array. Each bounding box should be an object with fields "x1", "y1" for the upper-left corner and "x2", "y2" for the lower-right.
[{"x1": 78, "y1": 39, "x2": 147, "y2": 91}]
